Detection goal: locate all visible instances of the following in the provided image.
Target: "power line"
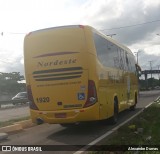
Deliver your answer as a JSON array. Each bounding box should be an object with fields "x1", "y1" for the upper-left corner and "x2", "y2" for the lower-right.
[
  {"x1": 100, "y1": 19, "x2": 160, "y2": 31},
  {"x1": 1, "y1": 19, "x2": 160, "y2": 35},
  {"x1": 0, "y1": 59, "x2": 9, "y2": 64},
  {"x1": 1, "y1": 32, "x2": 26, "y2": 36},
  {"x1": 0, "y1": 58, "x2": 16, "y2": 64},
  {"x1": 8, "y1": 32, "x2": 26, "y2": 34}
]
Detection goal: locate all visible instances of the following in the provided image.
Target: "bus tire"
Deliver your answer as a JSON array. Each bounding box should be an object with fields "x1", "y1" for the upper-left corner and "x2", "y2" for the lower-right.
[{"x1": 110, "y1": 99, "x2": 118, "y2": 124}]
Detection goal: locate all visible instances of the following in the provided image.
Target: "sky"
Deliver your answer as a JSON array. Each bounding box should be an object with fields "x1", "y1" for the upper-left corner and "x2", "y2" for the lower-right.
[{"x1": 0, "y1": 0, "x2": 160, "y2": 78}]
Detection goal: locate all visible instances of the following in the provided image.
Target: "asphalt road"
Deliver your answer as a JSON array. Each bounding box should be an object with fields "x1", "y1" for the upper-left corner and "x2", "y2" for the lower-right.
[{"x1": 0, "y1": 90, "x2": 160, "y2": 154}]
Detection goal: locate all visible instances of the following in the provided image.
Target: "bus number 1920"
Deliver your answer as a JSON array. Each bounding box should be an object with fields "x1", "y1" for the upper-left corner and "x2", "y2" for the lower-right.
[{"x1": 36, "y1": 97, "x2": 50, "y2": 103}]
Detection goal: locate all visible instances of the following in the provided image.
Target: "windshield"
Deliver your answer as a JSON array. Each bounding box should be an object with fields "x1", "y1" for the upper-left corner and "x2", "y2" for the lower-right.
[{"x1": 16, "y1": 92, "x2": 27, "y2": 97}]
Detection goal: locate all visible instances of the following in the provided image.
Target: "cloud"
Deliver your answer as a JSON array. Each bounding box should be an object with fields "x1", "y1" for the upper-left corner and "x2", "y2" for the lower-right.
[
  {"x1": 137, "y1": 50, "x2": 160, "y2": 69},
  {"x1": 0, "y1": 0, "x2": 160, "y2": 74},
  {"x1": 0, "y1": 55, "x2": 24, "y2": 73},
  {"x1": 138, "y1": 50, "x2": 160, "y2": 80},
  {"x1": 91, "y1": 0, "x2": 160, "y2": 46},
  {"x1": 0, "y1": 34, "x2": 24, "y2": 74}
]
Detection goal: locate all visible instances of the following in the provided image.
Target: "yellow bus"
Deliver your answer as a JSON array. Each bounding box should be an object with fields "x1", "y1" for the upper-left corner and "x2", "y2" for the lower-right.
[{"x1": 24, "y1": 25, "x2": 139, "y2": 126}]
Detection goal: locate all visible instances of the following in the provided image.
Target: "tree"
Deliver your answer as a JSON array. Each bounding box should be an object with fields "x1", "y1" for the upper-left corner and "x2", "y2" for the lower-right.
[
  {"x1": 0, "y1": 72, "x2": 26, "y2": 94},
  {"x1": 139, "y1": 77, "x2": 160, "y2": 90}
]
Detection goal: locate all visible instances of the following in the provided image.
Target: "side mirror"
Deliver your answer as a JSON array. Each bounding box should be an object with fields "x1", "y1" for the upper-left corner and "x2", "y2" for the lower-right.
[{"x1": 135, "y1": 64, "x2": 141, "y2": 77}]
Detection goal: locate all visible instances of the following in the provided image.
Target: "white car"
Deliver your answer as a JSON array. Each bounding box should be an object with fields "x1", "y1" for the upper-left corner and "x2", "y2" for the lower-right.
[{"x1": 12, "y1": 92, "x2": 28, "y2": 105}]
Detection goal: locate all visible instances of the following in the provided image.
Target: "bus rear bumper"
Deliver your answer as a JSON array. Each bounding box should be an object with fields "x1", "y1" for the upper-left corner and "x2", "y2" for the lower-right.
[{"x1": 30, "y1": 104, "x2": 99, "y2": 124}]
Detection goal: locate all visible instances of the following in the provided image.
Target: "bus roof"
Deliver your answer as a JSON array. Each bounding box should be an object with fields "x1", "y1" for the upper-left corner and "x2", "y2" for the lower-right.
[
  {"x1": 26, "y1": 25, "x2": 133, "y2": 55},
  {"x1": 27, "y1": 25, "x2": 85, "y2": 36}
]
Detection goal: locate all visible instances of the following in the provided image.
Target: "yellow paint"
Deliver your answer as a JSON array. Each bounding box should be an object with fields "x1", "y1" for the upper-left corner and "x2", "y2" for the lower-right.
[{"x1": 24, "y1": 25, "x2": 138, "y2": 124}]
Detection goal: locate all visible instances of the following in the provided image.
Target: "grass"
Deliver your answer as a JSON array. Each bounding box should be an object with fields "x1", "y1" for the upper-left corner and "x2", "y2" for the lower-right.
[
  {"x1": 89, "y1": 99, "x2": 160, "y2": 154},
  {"x1": 0, "y1": 116, "x2": 30, "y2": 128}
]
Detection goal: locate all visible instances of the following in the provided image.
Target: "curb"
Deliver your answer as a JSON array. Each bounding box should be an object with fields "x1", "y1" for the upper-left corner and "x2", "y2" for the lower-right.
[
  {"x1": 0, "y1": 124, "x2": 23, "y2": 133},
  {"x1": 14, "y1": 119, "x2": 35, "y2": 129},
  {"x1": 0, "y1": 119, "x2": 35, "y2": 135}
]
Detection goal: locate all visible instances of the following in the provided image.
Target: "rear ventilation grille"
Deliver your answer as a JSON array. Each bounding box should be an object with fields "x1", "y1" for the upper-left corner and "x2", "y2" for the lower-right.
[{"x1": 33, "y1": 67, "x2": 83, "y2": 81}]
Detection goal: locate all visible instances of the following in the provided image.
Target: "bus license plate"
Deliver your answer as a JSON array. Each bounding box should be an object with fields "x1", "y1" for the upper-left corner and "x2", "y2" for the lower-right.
[{"x1": 55, "y1": 113, "x2": 67, "y2": 118}]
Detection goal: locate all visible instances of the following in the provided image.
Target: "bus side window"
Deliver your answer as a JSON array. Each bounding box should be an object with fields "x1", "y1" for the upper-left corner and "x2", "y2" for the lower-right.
[
  {"x1": 135, "y1": 64, "x2": 142, "y2": 76},
  {"x1": 128, "y1": 53, "x2": 137, "y2": 73},
  {"x1": 119, "y1": 49, "x2": 125, "y2": 70}
]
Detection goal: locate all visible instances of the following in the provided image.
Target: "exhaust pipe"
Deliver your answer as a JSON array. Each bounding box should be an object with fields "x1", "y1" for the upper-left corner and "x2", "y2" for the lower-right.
[{"x1": 36, "y1": 118, "x2": 44, "y2": 125}]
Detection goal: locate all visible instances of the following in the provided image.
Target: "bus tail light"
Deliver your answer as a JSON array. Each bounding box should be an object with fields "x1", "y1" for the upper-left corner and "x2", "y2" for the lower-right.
[
  {"x1": 79, "y1": 25, "x2": 85, "y2": 29},
  {"x1": 83, "y1": 80, "x2": 98, "y2": 108},
  {"x1": 27, "y1": 85, "x2": 39, "y2": 110}
]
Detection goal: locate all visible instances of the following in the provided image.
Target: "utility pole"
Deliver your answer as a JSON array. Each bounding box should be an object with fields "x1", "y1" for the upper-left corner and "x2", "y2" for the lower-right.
[
  {"x1": 156, "y1": 34, "x2": 160, "y2": 85},
  {"x1": 149, "y1": 61, "x2": 153, "y2": 88},
  {"x1": 1, "y1": 32, "x2": 26, "y2": 36},
  {"x1": 134, "y1": 50, "x2": 141, "y2": 65},
  {"x1": 158, "y1": 65, "x2": 160, "y2": 79},
  {"x1": 149, "y1": 61, "x2": 153, "y2": 77},
  {"x1": 157, "y1": 65, "x2": 160, "y2": 86}
]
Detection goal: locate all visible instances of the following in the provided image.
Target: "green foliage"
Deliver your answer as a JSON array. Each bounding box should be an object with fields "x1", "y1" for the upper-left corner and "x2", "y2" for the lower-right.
[
  {"x1": 0, "y1": 72, "x2": 26, "y2": 94},
  {"x1": 89, "y1": 102, "x2": 160, "y2": 154},
  {"x1": 105, "y1": 102, "x2": 160, "y2": 145},
  {"x1": 139, "y1": 78, "x2": 160, "y2": 90}
]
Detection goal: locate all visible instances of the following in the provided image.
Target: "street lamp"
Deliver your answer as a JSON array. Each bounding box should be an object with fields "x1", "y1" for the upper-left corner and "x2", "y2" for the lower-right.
[
  {"x1": 106, "y1": 34, "x2": 116, "y2": 38},
  {"x1": 156, "y1": 34, "x2": 160, "y2": 85},
  {"x1": 134, "y1": 50, "x2": 141, "y2": 65},
  {"x1": 149, "y1": 61, "x2": 153, "y2": 88},
  {"x1": 157, "y1": 65, "x2": 160, "y2": 85}
]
